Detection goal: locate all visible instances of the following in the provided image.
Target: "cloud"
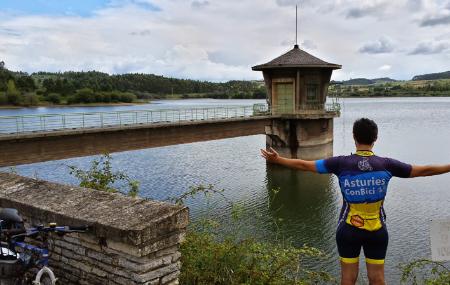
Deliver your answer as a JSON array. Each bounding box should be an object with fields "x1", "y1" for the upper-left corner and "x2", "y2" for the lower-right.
[
  {"x1": 109, "y1": 0, "x2": 162, "y2": 12},
  {"x1": 191, "y1": 1, "x2": 210, "y2": 9},
  {"x1": 0, "y1": 28, "x2": 21, "y2": 36},
  {"x1": 420, "y1": 13, "x2": 450, "y2": 26},
  {"x1": 275, "y1": 0, "x2": 302, "y2": 7},
  {"x1": 156, "y1": 45, "x2": 251, "y2": 81},
  {"x1": 129, "y1": 29, "x2": 151, "y2": 36},
  {"x1": 378, "y1": 64, "x2": 391, "y2": 71},
  {"x1": 345, "y1": 1, "x2": 389, "y2": 19},
  {"x1": 301, "y1": 39, "x2": 317, "y2": 50},
  {"x1": 280, "y1": 39, "x2": 295, "y2": 46},
  {"x1": 409, "y1": 41, "x2": 450, "y2": 55},
  {"x1": 1, "y1": 0, "x2": 450, "y2": 81},
  {"x1": 406, "y1": 0, "x2": 423, "y2": 10},
  {"x1": 359, "y1": 37, "x2": 395, "y2": 54},
  {"x1": 208, "y1": 50, "x2": 256, "y2": 66}
]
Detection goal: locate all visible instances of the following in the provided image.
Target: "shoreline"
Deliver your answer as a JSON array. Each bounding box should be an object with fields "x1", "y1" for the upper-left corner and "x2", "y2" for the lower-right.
[
  {"x1": 329, "y1": 95, "x2": 450, "y2": 98},
  {"x1": 0, "y1": 98, "x2": 264, "y2": 109},
  {"x1": 1, "y1": 96, "x2": 449, "y2": 110},
  {"x1": 0, "y1": 102, "x2": 152, "y2": 110}
]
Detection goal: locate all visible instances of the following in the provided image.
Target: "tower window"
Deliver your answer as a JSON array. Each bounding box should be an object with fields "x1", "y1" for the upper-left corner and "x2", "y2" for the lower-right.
[{"x1": 306, "y1": 84, "x2": 319, "y2": 103}]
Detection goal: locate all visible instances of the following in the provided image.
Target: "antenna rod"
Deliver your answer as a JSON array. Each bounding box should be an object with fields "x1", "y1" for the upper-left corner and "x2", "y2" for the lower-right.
[{"x1": 296, "y1": 5, "x2": 298, "y2": 45}]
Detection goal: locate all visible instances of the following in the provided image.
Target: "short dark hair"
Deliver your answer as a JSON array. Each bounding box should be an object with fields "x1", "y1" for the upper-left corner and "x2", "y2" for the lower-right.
[{"x1": 353, "y1": 118, "x2": 378, "y2": 145}]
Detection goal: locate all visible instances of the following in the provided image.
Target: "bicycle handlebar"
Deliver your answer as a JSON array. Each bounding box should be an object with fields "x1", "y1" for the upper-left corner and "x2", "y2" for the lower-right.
[
  {"x1": 68, "y1": 225, "x2": 89, "y2": 231},
  {"x1": 1, "y1": 228, "x2": 27, "y2": 236},
  {"x1": 7, "y1": 224, "x2": 90, "y2": 241}
]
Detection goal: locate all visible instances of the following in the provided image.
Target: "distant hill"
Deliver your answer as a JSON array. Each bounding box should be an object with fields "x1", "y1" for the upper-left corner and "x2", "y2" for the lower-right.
[
  {"x1": 412, "y1": 71, "x2": 450, "y2": 81},
  {"x1": 372, "y1": 77, "x2": 397, "y2": 83},
  {"x1": 332, "y1": 77, "x2": 397, "y2": 85}
]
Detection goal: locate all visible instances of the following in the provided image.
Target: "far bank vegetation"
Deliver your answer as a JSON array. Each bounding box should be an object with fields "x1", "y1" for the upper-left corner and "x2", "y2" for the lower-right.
[
  {"x1": 2, "y1": 60, "x2": 450, "y2": 108},
  {"x1": 0, "y1": 61, "x2": 266, "y2": 107}
]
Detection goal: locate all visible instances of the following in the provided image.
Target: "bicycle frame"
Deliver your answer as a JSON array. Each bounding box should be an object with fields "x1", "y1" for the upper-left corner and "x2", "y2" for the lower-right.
[
  {"x1": 1, "y1": 220, "x2": 88, "y2": 285},
  {"x1": 2, "y1": 229, "x2": 55, "y2": 284}
]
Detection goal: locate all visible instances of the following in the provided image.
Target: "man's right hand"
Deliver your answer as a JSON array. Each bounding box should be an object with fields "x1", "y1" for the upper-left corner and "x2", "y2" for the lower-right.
[
  {"x1": 260, "y1": 147, "x2": 319, "y2": 172},
  {"x1": 260, "y1": 147, "x2": 279, "y2": 163}
]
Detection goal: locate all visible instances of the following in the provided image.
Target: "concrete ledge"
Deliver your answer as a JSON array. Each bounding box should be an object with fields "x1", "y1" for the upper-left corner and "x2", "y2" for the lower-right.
[
  {"x1": 0, "y1": 116, "x2": 273, "y2": 141},
  {"x1": 0, "y1": 172, "x2": 189, "y2": 284},
  {"x1": 278, "y1": 111, "x2": 340, "y2": 120}
]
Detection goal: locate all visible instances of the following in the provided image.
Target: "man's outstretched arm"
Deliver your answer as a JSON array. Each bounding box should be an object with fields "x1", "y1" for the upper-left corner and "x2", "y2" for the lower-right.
[
  {"x1": 410, "y1": 164, "x2": 450, "y2": 178},
  {"x1": 260, "y1": 147, "x2": 318, "y2": 173}
]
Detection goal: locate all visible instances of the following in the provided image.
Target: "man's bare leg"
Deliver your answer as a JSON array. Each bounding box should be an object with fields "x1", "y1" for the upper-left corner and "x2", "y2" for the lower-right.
[
  {"x1": 366, "y1": 262, "x2": 385, "y2": 285},
  {"x1": 340, "y1": 261, "x2": 359, "y2": 285}
]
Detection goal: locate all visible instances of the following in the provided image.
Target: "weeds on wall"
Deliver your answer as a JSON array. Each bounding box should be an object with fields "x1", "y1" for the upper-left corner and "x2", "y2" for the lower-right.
[
  {"x1": 68, "y1": 154, "x2": 139, "y2": 197},
  {"x1": 401, "y1": 259, "x2": 450, "y2": 285}
]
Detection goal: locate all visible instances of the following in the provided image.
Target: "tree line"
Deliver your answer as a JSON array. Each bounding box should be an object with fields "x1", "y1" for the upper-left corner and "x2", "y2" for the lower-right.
[
  {"x1": 329, "y1": 80, "x2": 450, "y2": 98},
  {"x1": 0, "y1": 61, "x2": 266, "y2": 107}
]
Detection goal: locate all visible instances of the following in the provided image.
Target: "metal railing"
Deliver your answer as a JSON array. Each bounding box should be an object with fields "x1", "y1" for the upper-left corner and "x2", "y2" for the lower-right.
[
  {"x1": 0, "y1": 102, "x2": 341, "y2": 136},
  {"x1": 271, "y1": 102, "x2": 341, "y2": 115},
  {"x1": 0, "y1": 105, "x2": 270, "y2": 136}
]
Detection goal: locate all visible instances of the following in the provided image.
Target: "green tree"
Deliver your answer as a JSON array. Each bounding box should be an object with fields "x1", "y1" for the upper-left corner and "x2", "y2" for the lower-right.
[
  {"x1": 74, "y1": 88, "x2": 95, "y2": 103},
  {"x1": 0, "y1": 92, "x2": 7, "y2": 105},
  {"x1": 6, "y1": 80, "x2": 21, "y2": 105},
  {"x1": 21, "y1": 93, "x2": 39, "y2": 106},
  {"x1": 45, "y1": 93, "x2": 62, "y2": 104},
  {"x1": 119, "y1": 92, "x2": 137, "y2": 103},
  {"x1": 16, "y1": 76, "x2": 36, "y2": 91}
]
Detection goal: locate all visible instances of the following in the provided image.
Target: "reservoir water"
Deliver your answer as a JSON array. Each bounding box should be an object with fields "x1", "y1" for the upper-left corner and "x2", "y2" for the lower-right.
[{"x1": 1, "y1": 97, "x2": 450, "y2": 283}]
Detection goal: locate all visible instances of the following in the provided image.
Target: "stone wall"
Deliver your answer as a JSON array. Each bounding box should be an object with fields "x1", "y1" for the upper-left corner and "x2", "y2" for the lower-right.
[{"x1": 0, "y1": 172, "x2": 189, "y2": 285}]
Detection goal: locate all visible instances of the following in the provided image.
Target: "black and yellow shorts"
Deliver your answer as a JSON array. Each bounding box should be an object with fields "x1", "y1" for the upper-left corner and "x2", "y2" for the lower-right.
[{"x1": 336, "y1": 222, "x2": 389, "y2": 265}]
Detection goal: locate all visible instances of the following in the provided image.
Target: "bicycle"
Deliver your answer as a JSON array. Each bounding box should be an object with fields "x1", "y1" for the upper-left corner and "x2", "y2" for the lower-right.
[{"x1": 0, "y1": 208, "x2": 88, "y2": 285}]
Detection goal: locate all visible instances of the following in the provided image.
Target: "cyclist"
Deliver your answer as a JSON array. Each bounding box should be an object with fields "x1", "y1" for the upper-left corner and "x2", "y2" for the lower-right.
[{"x1": 260, "y1": 118, "x2": 450, "y2": 285}]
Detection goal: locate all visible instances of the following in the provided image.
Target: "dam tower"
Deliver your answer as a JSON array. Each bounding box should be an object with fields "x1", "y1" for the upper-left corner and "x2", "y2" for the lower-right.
[{"x1": 252, "y1": 44, "x2": 341, "y2": 159}]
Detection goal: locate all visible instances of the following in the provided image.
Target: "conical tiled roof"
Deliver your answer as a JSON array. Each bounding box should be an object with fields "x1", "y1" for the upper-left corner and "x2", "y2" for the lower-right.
[{"x1": 252, "y1": 45, "x2": 341, "y2": 70}]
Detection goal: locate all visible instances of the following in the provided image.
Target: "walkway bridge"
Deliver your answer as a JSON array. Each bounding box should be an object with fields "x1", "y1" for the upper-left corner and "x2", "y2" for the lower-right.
[{"x1": 0, "y1": 103, "x2": 340, "y2": 167}]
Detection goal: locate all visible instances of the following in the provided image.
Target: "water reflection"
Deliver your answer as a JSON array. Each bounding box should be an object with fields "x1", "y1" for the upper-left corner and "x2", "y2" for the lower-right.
[{"x1": 265, "y1": 164, "x2": 341, "y2": 270}]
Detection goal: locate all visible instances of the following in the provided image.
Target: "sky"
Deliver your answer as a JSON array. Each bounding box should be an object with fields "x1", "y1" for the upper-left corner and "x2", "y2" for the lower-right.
[{"x1": 0, "y1": 0, "x2": 449, "y2": 81}]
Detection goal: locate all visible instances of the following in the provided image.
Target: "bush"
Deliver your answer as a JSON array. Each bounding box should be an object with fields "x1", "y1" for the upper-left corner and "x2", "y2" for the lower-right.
[
  {"x1": 46, "y1": 93, "x2": 62, "y2": 104},
  {"x1": 180, "y1": 230, "x2": 333, "y2": 285},
  {"x1": 6, "y1": 92, "x2": 21, "y2": 105},
  {"x1": 93, "y1": 92, "x2": 103, "y2": 103},
  {"x1": 401, "y1": 259, "x2": 450, "y2": 285},
  {"x1": 110, "y1": 91, "x2": 121, "y2": 103},
  {"x1": 68, "y1": 154, "x2": 139, "y2": 197},
  {"x1": 21, "y1": 93, "x2": 39, "y2": 106},
  {"x1": 98, "y1": 92, "x2": 112, "y2": 103},
  {"x1": 0, "y1": 92, "x2": 7, "y2": 105},
  {"x1": 119, "y1": 92, "x2": 137, "y2": 103},
  {"x1": 74, "y1": 88, "x2": 95, "y2": 103},
  {"x1": 174, "y1": 186, "x2": 334, "y2": 285}
]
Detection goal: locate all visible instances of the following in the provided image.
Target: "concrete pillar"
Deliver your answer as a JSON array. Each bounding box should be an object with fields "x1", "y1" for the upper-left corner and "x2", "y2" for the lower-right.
[{"x1": 265, "y1": 118, "x2": 334, "y2": 160}]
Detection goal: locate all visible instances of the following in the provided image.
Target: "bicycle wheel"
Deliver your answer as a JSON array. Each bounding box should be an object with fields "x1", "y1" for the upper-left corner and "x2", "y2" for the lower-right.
[
  {"x1": 34, "y1": 267, "x2": 56, "y2": 285},
  {"x1": 39, "y1": 274, "x2": 53, "y2": 285}
]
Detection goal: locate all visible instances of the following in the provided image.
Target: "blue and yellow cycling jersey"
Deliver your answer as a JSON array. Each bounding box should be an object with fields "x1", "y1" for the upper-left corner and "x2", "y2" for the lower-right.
[{"x1": 316, "y1": 150, "x2": 412, "y2": 231}]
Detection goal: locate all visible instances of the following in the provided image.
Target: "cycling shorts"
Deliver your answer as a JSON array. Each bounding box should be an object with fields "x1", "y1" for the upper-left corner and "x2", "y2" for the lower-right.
[{"x1": 336, "y1": 222, "x2": 389, "y2": 265}]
